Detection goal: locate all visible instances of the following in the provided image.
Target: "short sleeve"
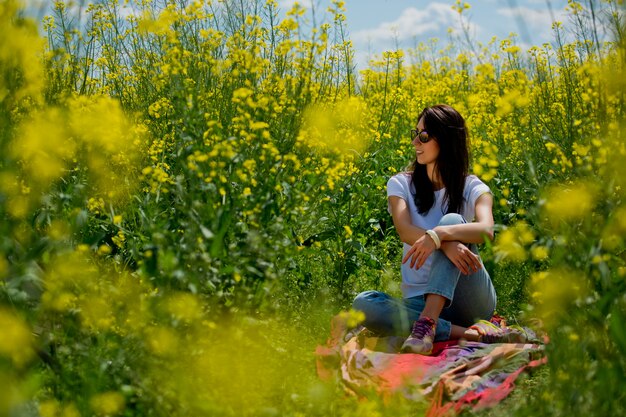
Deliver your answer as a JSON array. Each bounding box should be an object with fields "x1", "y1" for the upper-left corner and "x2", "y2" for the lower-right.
[
  {"x1": 387, "y1": 173, "x2": 411, "y2": 214},
  {"x1": 465, "y1": 176, "x2": 491, "y2": 216},
  {"x1": 387, "y1": 174, "x2": 408, "y2": 199}
]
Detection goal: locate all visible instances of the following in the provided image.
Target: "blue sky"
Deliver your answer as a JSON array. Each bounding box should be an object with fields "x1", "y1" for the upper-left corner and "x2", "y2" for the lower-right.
[
  {"x1": 26, "y1": 0, "x2": 584, "y2": 70},
  {"x1": 280, "y1": 0, "x2": 572, "y2": 69}
]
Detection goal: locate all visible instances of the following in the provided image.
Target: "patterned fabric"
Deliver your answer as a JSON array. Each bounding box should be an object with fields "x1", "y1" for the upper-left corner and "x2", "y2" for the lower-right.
[{"x1": 316, "y1": 315, "x2": 546, "y2": 416}]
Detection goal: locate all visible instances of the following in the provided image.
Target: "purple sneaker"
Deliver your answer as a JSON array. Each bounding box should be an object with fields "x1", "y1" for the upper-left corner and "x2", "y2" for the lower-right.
[{"x1": 401, "y1": 317, "x2": 436, "y2": 355}]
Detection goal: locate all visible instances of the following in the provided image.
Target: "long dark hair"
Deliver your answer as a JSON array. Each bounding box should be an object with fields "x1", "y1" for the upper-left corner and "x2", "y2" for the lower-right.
[{"x1": 411, "y1": 104, "x2": 469, "y2": 215}]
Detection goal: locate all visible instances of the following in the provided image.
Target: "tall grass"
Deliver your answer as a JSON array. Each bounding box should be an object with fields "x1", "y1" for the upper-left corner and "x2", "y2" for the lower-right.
[{"x1": 1, "y1": 0, "x2": 625, "y2": 415}]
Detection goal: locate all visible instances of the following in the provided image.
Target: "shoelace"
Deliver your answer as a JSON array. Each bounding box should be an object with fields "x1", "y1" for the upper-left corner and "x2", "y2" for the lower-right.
[{"x1": 411, "y1": 317, "x2": 435, "y2": 338}]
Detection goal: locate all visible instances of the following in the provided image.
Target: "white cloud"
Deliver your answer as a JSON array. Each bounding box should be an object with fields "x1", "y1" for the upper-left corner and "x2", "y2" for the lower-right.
[
  {"x1": 278, "y1": 0, "x2": 315, "y2": 10},
  {"x1": 496, "y1": 6, "x2": 570, "y2": 43},
  {"x1": 497, "y1": 6, "x2": 567, "y2": 31},
  {"x1": 351, "y1": 3, "x2": 475, "y2": 44}
]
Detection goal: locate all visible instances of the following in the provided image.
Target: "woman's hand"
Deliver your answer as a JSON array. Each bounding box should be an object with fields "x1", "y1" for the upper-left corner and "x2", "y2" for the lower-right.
[
  {"x1": 441, "y1": 241, "x2": 482, "y2": 275},
  {"x1": 402, "y1": 234, "x2": 437, "y2": 269}
]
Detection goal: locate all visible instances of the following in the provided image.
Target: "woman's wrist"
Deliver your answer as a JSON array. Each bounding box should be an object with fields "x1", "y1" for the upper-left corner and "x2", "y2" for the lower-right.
[
  {"x1": 425, "y1": 229, "x2": 441, "y2": 249},
  {"x1": 432, "y1": 225, "x2": 450, "y2": 242}
]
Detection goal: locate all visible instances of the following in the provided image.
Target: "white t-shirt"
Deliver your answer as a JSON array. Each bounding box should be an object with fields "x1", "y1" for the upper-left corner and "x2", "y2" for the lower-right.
[{"x1": 387, "y1": 172, "x2": 491, "y2": 298}]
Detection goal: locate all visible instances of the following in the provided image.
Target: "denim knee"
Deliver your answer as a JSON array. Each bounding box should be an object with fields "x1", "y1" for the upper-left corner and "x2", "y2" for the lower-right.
[
  {"x1": 352, "y1": 290, "x2": 381, "y2": 312},
  {"x1": 438, "y1": 213, "x2": 466, "y2": 226}
]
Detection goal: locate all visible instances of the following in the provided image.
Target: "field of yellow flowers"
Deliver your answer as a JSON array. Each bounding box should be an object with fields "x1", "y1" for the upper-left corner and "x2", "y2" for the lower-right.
[{"x1": 1, "y1": 0, "x2": 626, "y2": 415}]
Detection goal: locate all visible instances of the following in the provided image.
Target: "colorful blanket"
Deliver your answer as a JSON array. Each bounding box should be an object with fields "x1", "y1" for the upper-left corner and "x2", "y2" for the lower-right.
[{"x1": 316, "y1": 316, "x2": 546, "y2": 416}]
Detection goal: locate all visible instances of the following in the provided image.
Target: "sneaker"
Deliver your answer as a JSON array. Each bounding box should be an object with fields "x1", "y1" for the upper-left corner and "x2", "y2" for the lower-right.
[
  {"x1": 469, "y1": 320, "x2": 527, "y2": 344},
  {"x1": 401, "y1": 317, "x2": 436, "y2": 355}
]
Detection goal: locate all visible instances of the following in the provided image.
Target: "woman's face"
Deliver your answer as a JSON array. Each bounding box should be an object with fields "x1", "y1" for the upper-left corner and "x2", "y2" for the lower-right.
[{"x1": 413, "y1": 117, "x2": 439, "y2": 166}]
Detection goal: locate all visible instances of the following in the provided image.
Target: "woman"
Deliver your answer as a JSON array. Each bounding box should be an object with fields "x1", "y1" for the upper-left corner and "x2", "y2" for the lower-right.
[{"x1": 353, "y1": 104, "x2": 524, "y2": 355}]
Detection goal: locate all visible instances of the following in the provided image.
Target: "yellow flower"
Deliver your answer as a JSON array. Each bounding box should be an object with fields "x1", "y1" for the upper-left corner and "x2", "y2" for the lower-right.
[
  {"x1": 529, "y1": 268, "x2": 588, "y2": 329},
  {"x1": 572, "y1": 142, "x2": 590, "y2": 156},
  {"x1": 89, "y1": 392, "x2": 125, "y2": 416},
  {"x1": 338, "y1": 309, "x2": 365, "y2": 328},
  {"x1": 80, "y1": 298, "x2": 114, "y2": 331},
  {"x1": 0, "y1": 308, "x2": 34, "y2": 367},
  {"x1": 494, "y1": 228, "x2": 526, "y2": 261},
  {"x1": 165, "y1": 292, "x2": 202, "y2": 323},
  {"x1": 299, "y1": 97, "x2": 372, "y2": 159},
  {"x1": 531, "y1": 245, "x2": 549, "y2": 260},
  {"x1": 13, "y1": 108, "x2": 73, "y2": 195},
  {"x1": 145, "y1": 326, "x2": 179, "y2": 357},
  {"x1": 98, "y1": 244, "x2": 112, "y2": 255},
  {"x1": 112, "y1": 231, "x2": 125, "y2": 248},
  {"x1": 543, "y1": 183, "x2": 596, "y2": 223},
  {"x1": 493, "y1": 220, "x2": 535, "y2": 262},
  {"x1": 40, "y1": 400, "x2": 79, "y2": 417}
]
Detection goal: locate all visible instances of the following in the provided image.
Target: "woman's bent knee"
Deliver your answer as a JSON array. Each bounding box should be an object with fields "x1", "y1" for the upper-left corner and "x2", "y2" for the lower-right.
[
  {"x1": 352, "y1": 290, "x2": 382, "y2": 311},
  {"x1": 438, "y1": 213, "x2": 466, "y2": 226}
]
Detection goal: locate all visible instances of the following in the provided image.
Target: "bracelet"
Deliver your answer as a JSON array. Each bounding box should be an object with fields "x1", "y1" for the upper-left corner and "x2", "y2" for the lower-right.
[{"x1": 425, "y1": 229, "x2": 441, "y2": 249}]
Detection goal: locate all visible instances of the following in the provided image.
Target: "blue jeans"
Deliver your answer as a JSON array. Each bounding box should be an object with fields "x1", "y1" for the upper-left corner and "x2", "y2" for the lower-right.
[{"x1": 352, "y1": 213, "x2": 497, "y2": 342}]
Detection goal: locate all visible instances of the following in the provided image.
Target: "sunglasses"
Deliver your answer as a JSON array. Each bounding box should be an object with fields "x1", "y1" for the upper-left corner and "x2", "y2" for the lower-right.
[{"x1": 410, "y1": 128, "x2": 433, "y2": 143}]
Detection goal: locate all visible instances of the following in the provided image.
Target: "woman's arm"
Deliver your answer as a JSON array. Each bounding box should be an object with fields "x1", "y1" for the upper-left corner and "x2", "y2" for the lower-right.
[
  {"x1": 433, "y1": 193, "x2": 495, "y2": 244},
  {"x1": 395, "y1": 192, "x2": 494, "y2": 271},
  {"x1": 388, "y1": 195, "x2": 426, "y2": 245},
  {"x1": 389, "y1": 193, "x2": 494, "y2": 245}
]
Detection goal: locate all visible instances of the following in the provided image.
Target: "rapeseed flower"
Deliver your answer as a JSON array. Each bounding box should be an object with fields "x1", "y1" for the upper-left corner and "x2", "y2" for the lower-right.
[
  {"x1": 299, "y1": 97, "x2": 372, "y2": 158},
  {"x1": 164, "y1": 292, "x2": 203, "y2": 323},
  {"x1": 530, "y1": 268, "x2": 588, "y2": 329},
  {"x1": 494, "y1": 221, "x2": 535, "y2": 261},
  {"x1": 0, "y1": 308, "x2": 34, "y2": 367},
  {"x1": 543, "y1": 182, "x2": 596, "y2": 223},
  {"x1": 145, "y1": 326, "x2": 179, "y2": 357},
  {"x1": 89, "y1": 392, "x2": 125, "y2": 417},
  {"x1": 39, "y1": 400, "x2": 80, "y2": 417}
]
